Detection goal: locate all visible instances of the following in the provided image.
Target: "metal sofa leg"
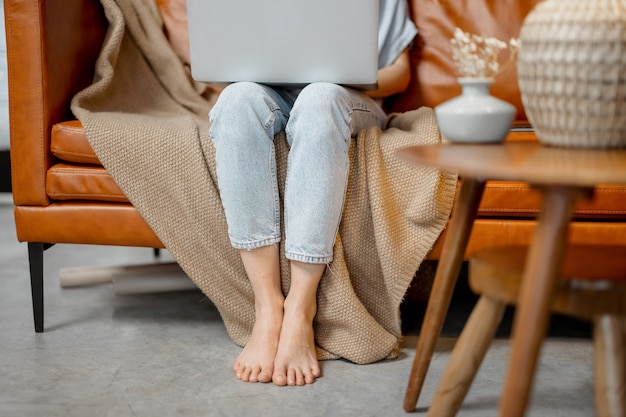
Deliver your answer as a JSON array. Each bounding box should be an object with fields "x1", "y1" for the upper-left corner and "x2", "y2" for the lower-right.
[{"x1": 27, "y1": 242, "x2": 53, "y2": 333}]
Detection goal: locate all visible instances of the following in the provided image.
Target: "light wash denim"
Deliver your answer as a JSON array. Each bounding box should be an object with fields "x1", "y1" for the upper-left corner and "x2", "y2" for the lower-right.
[{"x1": 209, "y1": 82, "x2": 386, "y2": 264}]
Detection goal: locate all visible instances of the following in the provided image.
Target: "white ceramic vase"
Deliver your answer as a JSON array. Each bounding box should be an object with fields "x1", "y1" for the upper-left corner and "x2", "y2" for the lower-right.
[{"x1": 434, "y1": 77, "x2": 516, "y2": 144}]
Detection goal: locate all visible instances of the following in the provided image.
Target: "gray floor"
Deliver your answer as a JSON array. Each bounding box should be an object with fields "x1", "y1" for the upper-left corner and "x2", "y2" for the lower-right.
[{"x1": 0, "y1": 192, "x2": 596, "y2": 416}]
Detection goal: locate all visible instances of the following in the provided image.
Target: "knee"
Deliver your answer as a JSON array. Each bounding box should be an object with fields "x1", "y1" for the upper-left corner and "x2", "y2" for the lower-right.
[
  {"x1": 209, "y1": 82, "x2": 282, "y2": 145},
  {"x1": 293, "y1": 83, "x2": 350, "y2": 115},
  {"x1": 288, "y1": 83, "x2": 353, "y2": 140},
  {"x1": 210, "y1": 82, "x2": 267, "y2": 120}
]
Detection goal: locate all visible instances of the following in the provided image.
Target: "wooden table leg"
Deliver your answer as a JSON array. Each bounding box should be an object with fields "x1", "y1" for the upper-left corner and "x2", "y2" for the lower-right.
[
  {"x1": 403, "y1": 177, "x2": 486, "y2": 412},
  {"x1": 499, "y1": 186, "x2": 591, "y2": 417},
  {"x1": 427, "y1": 295, "x2": 507, "y2": 417},
  {"x1": 593, "y1": 315, "x2": 626, "y2": 417}
]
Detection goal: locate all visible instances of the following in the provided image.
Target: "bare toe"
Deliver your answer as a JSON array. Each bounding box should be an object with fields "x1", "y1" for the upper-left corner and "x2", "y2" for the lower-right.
[
  {"x1": 256, "y1": 368, "x2": 273, "y2": 383},
  {"x1": 272, "y1": 365, "x2": 288, "y2": 386}
]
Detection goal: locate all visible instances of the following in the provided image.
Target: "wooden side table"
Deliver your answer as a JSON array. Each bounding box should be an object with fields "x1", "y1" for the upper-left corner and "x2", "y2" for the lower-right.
[{"x1": 397, "y1": 141, "x2": 626, "y2": 416}]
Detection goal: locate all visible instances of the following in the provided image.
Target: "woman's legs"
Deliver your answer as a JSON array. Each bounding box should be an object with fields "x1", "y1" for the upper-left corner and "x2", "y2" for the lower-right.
[
  {"x1": 271, "y1": 83, "x2": 386, "y2": 385},
  {"x1": 210, "y1": 82, "x2": 385, "y2": 385},
  {"x1": 283, "y1": 83, "x2": 386, "y2": 263},
  {"x1": 273, "y1": 261, "x2": 325, "y2": 386},
  {"x1": 235, "y1": 245, "x2": 283, "y2": 383},
  {"x1": 209, "y1": 82, "x2": 295, "y2": 250},
  {"x1": 210, "y1": 83, "x2": 295, "y2": 383}
]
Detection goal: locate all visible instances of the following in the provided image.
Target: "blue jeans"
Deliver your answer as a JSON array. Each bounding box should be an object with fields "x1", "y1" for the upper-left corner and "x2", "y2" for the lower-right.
[{"x1": 209, "y1": 82, "x2": 386, "y2": 264}]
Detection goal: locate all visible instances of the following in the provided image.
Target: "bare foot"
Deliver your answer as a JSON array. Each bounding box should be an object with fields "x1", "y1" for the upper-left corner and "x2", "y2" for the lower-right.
[
  {"x1": 233, "y1": 303, "x2": 283, "y2": 383},
  {"x1": 272, "y1": 302, "x2": 321, "y2": 386},
  {"x1": 235, "y1": 245, "x2": 283, "y2": 383}
]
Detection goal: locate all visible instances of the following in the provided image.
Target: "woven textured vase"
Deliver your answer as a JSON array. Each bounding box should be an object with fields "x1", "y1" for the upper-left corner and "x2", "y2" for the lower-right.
[{"x1": 518, "y1": 0, "x2": 626, "y2": 149}]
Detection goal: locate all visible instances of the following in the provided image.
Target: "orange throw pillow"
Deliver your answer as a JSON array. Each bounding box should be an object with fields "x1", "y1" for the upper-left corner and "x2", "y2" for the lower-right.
[{"x1": 155, "y1": 0, "x2": 191, "y2": 65}]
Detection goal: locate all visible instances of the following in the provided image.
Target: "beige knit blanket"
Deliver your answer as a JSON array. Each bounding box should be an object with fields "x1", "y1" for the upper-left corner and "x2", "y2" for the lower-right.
[{"x1": 71, "y1": 0, "x2": 457, "y2": 364}]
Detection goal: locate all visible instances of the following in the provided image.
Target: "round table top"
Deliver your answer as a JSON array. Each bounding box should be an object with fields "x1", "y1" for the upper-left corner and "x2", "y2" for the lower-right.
[{"x1": 397, "y1": 141, "x2": 626, "y2": 186}]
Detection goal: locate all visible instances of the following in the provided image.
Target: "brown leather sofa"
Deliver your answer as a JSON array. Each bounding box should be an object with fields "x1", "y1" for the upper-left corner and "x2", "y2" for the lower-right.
[{"x1": 7, "y1": 0, "x2": 626, "y2": 332}]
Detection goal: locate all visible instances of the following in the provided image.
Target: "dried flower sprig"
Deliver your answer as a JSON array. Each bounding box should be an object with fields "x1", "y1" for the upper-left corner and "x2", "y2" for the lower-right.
[{"x1": 450, "y1": 28, "x2": 520, "y2": 79}]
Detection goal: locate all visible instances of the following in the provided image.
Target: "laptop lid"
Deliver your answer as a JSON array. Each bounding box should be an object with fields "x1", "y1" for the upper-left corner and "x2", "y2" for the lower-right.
[{"x1": 185, "y1": 0, "x2": 379, "y2": 89}]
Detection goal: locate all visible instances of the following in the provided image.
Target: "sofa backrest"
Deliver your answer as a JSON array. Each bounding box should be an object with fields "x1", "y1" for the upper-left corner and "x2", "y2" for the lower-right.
[
  {"x1": 155, "y1": 0, "x2": 542, "y2": 120},
  {"x1": 389, "y1": 0, "x2": 542, "y2": 119}
]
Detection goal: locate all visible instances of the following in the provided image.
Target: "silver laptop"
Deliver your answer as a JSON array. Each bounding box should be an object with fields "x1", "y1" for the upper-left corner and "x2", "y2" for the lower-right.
[{"x1": 186, "y1": 0, "x2": 379, "y2": 89}]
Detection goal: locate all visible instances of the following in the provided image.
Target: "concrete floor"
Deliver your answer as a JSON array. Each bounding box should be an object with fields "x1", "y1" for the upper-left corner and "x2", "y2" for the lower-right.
[{"x1": 0, "y1": 192, "x2": 596, "y2": 416}]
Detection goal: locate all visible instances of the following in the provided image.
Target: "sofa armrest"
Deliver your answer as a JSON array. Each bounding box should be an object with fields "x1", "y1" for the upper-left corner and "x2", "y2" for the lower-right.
[{"x1": 5, "y1": 0, "x2": 107, "y2": 206}]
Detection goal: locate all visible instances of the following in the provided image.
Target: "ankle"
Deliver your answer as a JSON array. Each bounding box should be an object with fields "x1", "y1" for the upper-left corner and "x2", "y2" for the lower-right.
[
  {"x1": 283, "y1": 296, "x2": 317, "y2": 323},
  {"x1": 255, "y1": 295, "x2": 284, "y2": 318}
]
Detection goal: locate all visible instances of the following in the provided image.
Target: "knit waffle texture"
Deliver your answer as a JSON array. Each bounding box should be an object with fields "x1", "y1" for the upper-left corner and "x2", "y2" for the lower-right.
[{"x1": 71, "y1": 0, "x2": 458, "y2": 364}]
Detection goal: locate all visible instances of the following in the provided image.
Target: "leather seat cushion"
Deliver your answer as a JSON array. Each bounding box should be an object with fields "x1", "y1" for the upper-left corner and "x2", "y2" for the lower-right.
[
  {"x1": 51, "y1": 120, "x2": 101, "y2": 165},
  {"x1": 473, "y1": 181, "x2": 626, "y2": 219},
  {"x1": 49, "y1": 123, "x2": 626, "y2": 217},
  {"x1": 46, "y1": 163, "x2": 127, "y2": 203}
]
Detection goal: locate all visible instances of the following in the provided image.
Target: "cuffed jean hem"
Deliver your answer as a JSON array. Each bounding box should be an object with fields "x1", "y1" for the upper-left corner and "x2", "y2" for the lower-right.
[
  {"x1": 230, "y1": 236, "x2": 281, "y2": 251},
  {"x1": 285, "y1": 251, "x2": 333, "y2": 264}
]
